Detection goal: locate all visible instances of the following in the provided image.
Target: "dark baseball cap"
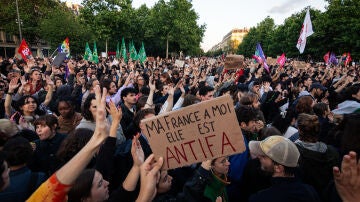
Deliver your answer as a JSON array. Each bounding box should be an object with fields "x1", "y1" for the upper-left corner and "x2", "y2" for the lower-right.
[{"x1": 310, "y1": 83, "x2": 327, "y2": 91}]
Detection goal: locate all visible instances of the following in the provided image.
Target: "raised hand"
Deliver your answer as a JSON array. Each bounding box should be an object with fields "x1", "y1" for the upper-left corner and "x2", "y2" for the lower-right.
[
  {"x1": 106, "y1": 100, "x2": 122, "y2": 122},
  {"x1": 67, "y1": 61, "x2": 75, "y2": 74},
  {"x1": 167, "y1": 86, "x2": 175, "y2": 96},
  {"x1": 333, "y1": 151, "x2": 360, "y2": 202},
  {"x1": 8, "y1": 77, "x2": 20, "y2": 93},
  {"x1": 136, "y1": 154, "x2": 164, "y2": 202},
  {"x1": 131, "y1": 134, "x2": 145, "y2": 167},
  {"x1": 45, "y1": 75, "x2": 54, "y2": 86},
  {"x1": 93, "y1": 85, "x2": 110, "y2": 145},
  {"x1": 149, "y1": 76, "x2": 156, "y2": 92}
]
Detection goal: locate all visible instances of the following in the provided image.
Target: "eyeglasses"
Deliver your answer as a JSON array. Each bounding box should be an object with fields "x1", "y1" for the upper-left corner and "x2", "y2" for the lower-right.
[{"x1": 25, "y1": 101, "x2": 37, "y2": 104}]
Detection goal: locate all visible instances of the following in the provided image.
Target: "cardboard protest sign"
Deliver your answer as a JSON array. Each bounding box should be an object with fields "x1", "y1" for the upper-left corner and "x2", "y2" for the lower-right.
[
  {"x1": 209, "y1": 58, "x2": 217, "y2": 65},
  {"x1": 224, "y1": 55, "x2": 244, "y2": 70},
  {"x1": 52, "y1": 52, "x2": 67, "y2": 67},
  {"x1": 175, "y1": 59, "x2": 185, "y2": 67},
  {"x1": 266, "y1": 57, "x2": 276, "y2": 65},
  {"x1": 293, "y1": 61, "x2": 307, "y2": 69},
  {"x1": 147, "y1": 57, "x2": 155, "y2": 62},
  {"x1": 141, "y1": 95, "x2": 246, "y2": 169}
]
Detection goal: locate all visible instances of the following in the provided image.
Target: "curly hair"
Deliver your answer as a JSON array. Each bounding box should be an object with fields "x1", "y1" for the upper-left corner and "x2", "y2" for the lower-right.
[
  {"x1": 13, "y1": 95, "x2": 43, "y2": 116},
  {"x1": 82, "y1": 94, "x2": 96, "y2": 121}
]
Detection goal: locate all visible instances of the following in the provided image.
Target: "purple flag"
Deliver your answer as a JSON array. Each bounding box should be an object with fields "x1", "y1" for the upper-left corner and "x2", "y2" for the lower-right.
[
  {"x1": 329, "y1": 52, "x2": 338, "y2": 65},
  {"x1": 256, "y1": 43, "x2": 269, "y2": 73}
]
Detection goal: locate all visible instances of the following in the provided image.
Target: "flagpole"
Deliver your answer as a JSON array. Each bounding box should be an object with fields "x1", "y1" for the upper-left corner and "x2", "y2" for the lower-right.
[{"x1": 49, "y1": 48, "x2": 58, "y2": 58}]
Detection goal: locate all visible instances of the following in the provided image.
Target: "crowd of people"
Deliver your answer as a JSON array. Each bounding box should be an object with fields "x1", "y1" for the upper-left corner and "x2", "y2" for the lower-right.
[{"x1": 0, "y1": 54, "x2": 359, "y2": 202}]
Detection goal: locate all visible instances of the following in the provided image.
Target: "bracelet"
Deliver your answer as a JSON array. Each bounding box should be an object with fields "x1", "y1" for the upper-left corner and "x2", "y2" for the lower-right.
[{"x1": 7, "y1": 92, "x2": 14, "y2": 95}]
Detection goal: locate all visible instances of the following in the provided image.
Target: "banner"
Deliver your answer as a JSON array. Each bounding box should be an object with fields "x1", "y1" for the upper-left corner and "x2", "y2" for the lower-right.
[
  {"x1": 141, "y1": 95, "x2": 246, "y2": 169},
  {"x1": 175, "y1": 60, "x2": 185, "y2": 68},
  {"x1": 17, "y1": 39, "x2": 32, "y2": 61},
  {"x1": 266, "y1": 57, "x2": 276, "y2": 66},
  {"x1": 293, "y1": 61, "x2": 307, "y2": 69},
  {"x1": 224, "y1": 55, "x2": 244, "y2": 70}
]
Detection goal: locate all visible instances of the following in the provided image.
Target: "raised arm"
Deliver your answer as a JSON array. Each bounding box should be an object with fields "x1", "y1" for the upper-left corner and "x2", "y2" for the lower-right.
[
  {"x1": 144, "y1": 76, "x2": 155, "y2": 109},
  {"x1": 123, "y1": 135, "x2": 144, "y2": 191},
  {"x1": 159, "y1": 86, "x2": 174, "y2": 114},
  {"x1": 43, "y1": 76, "x2": 54, "y2": 107},
  {"x1": 5, "y1": 77, "x2": 20, "y2": 117},
  {"x1": 27, "y1": 86, "x2": 110, "y2": 201}
]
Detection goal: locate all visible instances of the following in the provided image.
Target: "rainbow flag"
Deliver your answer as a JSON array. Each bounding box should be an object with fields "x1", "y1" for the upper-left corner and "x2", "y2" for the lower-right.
[{"x1": 58, "y1": 37, "x2": 70, "y2": 58}]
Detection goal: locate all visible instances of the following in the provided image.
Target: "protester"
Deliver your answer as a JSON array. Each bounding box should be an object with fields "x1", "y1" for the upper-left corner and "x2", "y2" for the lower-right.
[
  {"x1": 0, "y1": 152, "x2": 10, "y2": 192},
  {"x1": 57, "y1": 98, "x2": 82, "y2": 134},
  {"x1": 0, "y1": 137, "x2": 46, "y2": 202},
  {"x1": 295, "y1": 113, "x2": 339, "y2": 199},
  {"x1": 0, "y1": 52, "x2": 358, "y2": 202},
  {"x1": 29, "y1": 114, "x2": 66, "y2": 176},
  {"x1": 249, "y1": 135, "x2": 321, "y2": 201}
]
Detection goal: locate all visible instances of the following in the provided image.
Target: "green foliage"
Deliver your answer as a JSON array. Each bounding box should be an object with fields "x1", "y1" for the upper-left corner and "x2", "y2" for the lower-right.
[
  {"x1": 0, "y1": 0, "x2": 60, "y2": 43},
  {"x1": 237, "y1": 2, "x2": 360, "y2": 60},
  {"x1": 39, "y1": 6, "x2": 93, "y2": 55},
  {"x1": 0, "y1": 0, "x2": 205, "y2": 57}
]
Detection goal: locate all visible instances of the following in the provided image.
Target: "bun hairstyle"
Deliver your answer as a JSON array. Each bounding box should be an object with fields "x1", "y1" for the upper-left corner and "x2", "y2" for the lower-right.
[{"x1": 297, "y1": 113, "x2": 320, "y2": 142}]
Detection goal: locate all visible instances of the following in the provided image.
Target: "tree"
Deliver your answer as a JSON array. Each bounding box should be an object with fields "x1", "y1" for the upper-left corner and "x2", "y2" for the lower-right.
[
  {"x1": 237, "y1": 17, "x2": 275, "y2": 57},
  {"x1": 147, "y1": 0, "x2": 205, "y2": 58},
  {"x1": 0, "y1": 0, "x2": 61, "y2": 44},
  {"x1": 39, "y1": 6, "x2": 93, "y2": 55}
]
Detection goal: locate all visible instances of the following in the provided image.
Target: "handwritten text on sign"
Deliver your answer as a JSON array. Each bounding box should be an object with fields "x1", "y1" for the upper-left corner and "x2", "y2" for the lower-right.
[{"x1": 141, "y1": 95, "x2": 246, "y2": 169}]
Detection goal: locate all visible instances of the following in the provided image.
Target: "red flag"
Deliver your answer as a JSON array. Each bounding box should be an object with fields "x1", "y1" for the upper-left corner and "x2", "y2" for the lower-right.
[
  {"x1": 277, "y1": 53, "x2": 286, "y2": 69},
  {"x1": 17, "y1": 39, "x2": 32, "y2": 61},
  {"x1": 323, "y1": 51, "x2": 330, "y2": 64},
  {"x1": 345, "y1": 53, "x2": 352, "y2": 66}
]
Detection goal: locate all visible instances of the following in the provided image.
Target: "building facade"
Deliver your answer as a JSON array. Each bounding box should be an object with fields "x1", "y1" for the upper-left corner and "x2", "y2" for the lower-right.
[
  {"x1": 0, "y1": 29, "x2": 51, "y2": 59},
  {"x1": 210, "y1": 28, "x2": 249, "y2": 53},
  {"x1": 0, "y1": 1, "x2": 82, "y2": 59}
]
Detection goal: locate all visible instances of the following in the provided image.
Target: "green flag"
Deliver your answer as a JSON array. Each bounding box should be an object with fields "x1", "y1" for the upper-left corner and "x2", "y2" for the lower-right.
[
  {"x1": 92, "y1": 42, "x2": 99, "y2": 64},
  {"x1": 84, "y1": 42, "x2": 92, "y2": 61},
  {"x1": 138, "y1": 42, "x2": 147, "y2": 64},
  {"x1": 130, "y1": 41, "x2": 138, "y2": 61},
  {"x1": 116, "y1": 41, "x2": 120, "y2": 59},
  {"x1": 121, "y1": 37, "x2": 127, "y2": 62}
]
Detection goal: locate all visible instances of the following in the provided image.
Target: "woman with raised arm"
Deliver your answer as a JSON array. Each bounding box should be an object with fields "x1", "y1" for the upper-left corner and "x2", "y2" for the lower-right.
[{"x1": 26, "y1": 86, "x2": 110, "y2": 202}]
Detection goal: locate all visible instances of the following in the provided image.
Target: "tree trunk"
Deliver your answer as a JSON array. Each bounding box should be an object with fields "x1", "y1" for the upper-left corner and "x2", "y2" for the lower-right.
[
  {"x1": 105, "y1": 39, "x2": 108, "y2": 58},
  {"x1": 166, "y1": 37, "x2": 169, "y2": 59}
]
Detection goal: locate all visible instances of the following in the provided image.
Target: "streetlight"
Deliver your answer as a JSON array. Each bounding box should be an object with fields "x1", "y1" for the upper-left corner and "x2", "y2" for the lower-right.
[{"x1": 15, "y1": 0, "x2": 22, "y2": 41}]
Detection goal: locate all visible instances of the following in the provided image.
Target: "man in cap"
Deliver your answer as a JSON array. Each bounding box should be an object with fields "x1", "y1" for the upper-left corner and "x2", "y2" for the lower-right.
[{"x1": 248, "y1": 136, "x2": 320, "y2": 202}]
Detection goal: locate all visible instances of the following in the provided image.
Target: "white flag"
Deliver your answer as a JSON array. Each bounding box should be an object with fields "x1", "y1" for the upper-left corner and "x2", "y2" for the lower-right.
[{"x1": 296, "y1": 9, "x2": 314, "y2": 54}]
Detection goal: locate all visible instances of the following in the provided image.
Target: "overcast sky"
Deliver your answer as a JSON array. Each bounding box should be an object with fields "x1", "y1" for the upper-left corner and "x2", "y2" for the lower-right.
[{"x1": 66, "y1": 0, "x2": 327, "y2": 51}]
